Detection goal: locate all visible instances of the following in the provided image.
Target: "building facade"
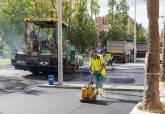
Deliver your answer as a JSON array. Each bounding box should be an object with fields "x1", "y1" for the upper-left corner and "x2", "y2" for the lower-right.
[
  {"x1": 96, "y1": 15, "x2": 134, "y2": 36},
  {"x1": 96, "y1": 16, "x2": 109, "y2": 33}
]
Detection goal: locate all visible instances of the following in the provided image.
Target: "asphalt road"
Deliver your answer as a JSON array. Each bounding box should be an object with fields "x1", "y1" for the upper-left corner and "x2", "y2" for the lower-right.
[
  {"x1": 0, "y1": 87, "x2": 142, "y2": 114},
  {"x1": 0, "y1": 59, "x2": 144, "y2": 114},
  {"x1": 0, "y1": 59, "x2": 144, "y2": 94},
  {"x1": 65, "y1": 58, "x2": 145, "y2": 86}
]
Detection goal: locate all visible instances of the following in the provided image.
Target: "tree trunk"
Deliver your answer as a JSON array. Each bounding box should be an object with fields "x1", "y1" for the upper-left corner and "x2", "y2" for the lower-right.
[
  {"x1": 161, "y1": 24, "x2": 165, "y2": 81},
  {"x1": 143, "y1": 0, "x2": 162, "y2": 111}
]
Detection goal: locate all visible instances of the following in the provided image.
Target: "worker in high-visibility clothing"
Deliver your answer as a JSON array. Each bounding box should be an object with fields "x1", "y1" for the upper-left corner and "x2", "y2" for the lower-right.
[
  {"x1": 89, "y1": 50, "x2": 106, "y2": 94},
  {"x1": 106, "y1": 52, "x2": 113, "y2": 70}
]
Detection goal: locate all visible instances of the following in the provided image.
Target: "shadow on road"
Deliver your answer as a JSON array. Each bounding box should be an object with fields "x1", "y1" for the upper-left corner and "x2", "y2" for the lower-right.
[
  {"x1": 106, "y1": 78, "x2": 135, "y2": 84},
  {"x1": 23, "y1": 71, "x2": 90, "y2": 82},
  {"x1": 80, "y1": 99, "x2": 113, "y2": 106},
  {"x1": 105, "y1": 91, "x2": 143, "y2": 97},
  {"x1": 80, "y1": 95, "x2": 140, "y2": 105},
  {"x1": 104, "y1": 97, "x2": 140, "y2": 104},
  {"x1": 0, "y1": 76, "x2": 44, "y2": 95},
  {"x1": 0, "y1": 76, "x2": 28, "y2": 91},
  {"x1": 23, "y1": 89, "x2": 46, "y2": 96},
  {"x1": 102, "y1": 91, "x2": 142, "y2": 104},
  {"x1": 23, "y1": 74, "x2": 48, "y2": 80}
]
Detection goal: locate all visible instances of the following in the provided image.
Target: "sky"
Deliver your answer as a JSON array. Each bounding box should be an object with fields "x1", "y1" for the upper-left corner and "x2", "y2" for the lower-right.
[{"x1": 98, "y1": 0, "x2": 165, "y2": 29}]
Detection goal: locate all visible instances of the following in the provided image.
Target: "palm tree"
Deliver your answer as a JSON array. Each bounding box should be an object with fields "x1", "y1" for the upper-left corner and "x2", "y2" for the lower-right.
[{"x1": 143, "y1": 0, "x2": 162, "y2": 111}]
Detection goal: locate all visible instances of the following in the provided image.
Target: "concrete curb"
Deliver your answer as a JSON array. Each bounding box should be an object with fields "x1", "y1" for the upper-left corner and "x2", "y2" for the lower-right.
[
  {"x1": 130, "y1": 82, "x2": 165, "y2": 114},
  {"x1": 39, "y1": 83, "x2": 144, "y2": 91},
  {"x1": 130, "y1": 102, "x2": 165, "y2": 114},
  {"x1": 160, "y1": 82, "x2": 165, "y2": 89},
  {"x1": 130, "y1": 102, "x2": 147, "y2": 114}
]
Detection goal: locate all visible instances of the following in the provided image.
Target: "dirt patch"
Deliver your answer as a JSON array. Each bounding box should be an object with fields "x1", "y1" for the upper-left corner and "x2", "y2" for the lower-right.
[{"x1": 137, "y1": 102, "x2": 165, "y2": 114}]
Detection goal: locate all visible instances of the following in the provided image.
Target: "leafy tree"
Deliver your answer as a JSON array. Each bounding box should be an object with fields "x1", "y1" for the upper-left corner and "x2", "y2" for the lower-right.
[
  {"x1": 107, "y1": 0, "x2": 116, "y2": 28},
  {"x1": 0, "y1": 0, "x2": 32, "y2": 49},
  {"x1": 0, "y1": 0, "x2": 99, "y2": 53},
  {"x1": 107, "y1": 0, "x2": 147, "y2": 42},
  {"x1": 69, "y1": 0, "x2": 99, "y2": 52},
  {"x1": 90, "y1": 0, "x2": 100, "y2": 19},
  {"x1": 107, "y1": 0, "x2": 129, "y2": 40},
  {"x1": 136, "y1": 24, "x2": 147, "y2": 42},
  {"x1": 0, "y1": 0, "x2": 56, "y2": 50}
]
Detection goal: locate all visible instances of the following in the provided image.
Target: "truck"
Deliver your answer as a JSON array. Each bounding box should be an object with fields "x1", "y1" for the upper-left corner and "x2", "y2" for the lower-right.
[
  {"x1": 11, "y1": 17, "x2": 83, "y2": 75},
  {"x1": 136, "y1": 42, "x2": 148, "y2": 58},
  {"x1": 107, "y1": 40, "x2": 134, "y2": 63}
]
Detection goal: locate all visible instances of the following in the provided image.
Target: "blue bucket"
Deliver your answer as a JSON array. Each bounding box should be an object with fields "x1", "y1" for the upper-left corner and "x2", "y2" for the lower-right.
[{"x1": 48, "y1": 75, "x2": 54, "y2": 85}]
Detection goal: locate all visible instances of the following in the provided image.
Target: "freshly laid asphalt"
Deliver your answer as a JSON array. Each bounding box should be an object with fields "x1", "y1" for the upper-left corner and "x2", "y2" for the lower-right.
[
  {"x1": 0, "y1": 87, "x2": 142, "y2": 114},
  {"x1": 0, "y1": 58, "x2": 145, "y2": 114}
]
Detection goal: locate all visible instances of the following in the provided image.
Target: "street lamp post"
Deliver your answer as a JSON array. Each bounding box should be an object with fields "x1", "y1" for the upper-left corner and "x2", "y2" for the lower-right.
[
  {"x1": 57, "y1": 0, "x2": 63, "y2": 85},
  {"x1": 134, "y1": 0, "x2": 137, "y2": 63}
]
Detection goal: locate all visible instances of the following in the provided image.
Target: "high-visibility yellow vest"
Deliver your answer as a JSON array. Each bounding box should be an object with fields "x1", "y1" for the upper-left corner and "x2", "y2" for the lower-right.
[
  {"x1": 89, "y1": 58, "x2": 101, "y2": 72},
  {"x1": 101, "y1": 66, "x2": 106, "y2": 76},
  {"x1": 106, "y1": 54, "x2": 113, "y2": 61},
  {"x1": 98, "y1": 54, "x2": 106, "y2": 76},
  {"x1": 89, "y1": 54, "x2": 106, "y2": 76}
]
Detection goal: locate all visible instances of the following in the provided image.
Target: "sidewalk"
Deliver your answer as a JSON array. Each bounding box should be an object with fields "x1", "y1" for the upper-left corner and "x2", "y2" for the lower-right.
[
  {"x1": 40, "y1": 82, "x2": 144, "y2": 91},
  {"x1": 130, "y1": 82, "x2": 165, "y2": 114}
]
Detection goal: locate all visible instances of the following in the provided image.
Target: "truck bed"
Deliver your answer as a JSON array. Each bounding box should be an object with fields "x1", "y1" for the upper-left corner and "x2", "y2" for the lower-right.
[{"x1": 107, "y1": 41, "x2": 134, "y2": 63}]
